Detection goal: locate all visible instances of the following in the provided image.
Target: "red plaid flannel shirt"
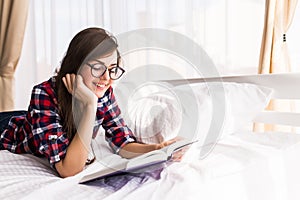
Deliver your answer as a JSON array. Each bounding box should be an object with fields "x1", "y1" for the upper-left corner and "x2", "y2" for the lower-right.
[{"x1": 0, "y1": 77, "x2": 136, "y2": 166}]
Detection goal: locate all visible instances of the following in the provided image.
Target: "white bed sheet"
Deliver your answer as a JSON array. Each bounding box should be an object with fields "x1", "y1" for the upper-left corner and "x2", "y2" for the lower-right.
[{"x1": 1, "y1": 131, "x2": 300, "y2": 200}]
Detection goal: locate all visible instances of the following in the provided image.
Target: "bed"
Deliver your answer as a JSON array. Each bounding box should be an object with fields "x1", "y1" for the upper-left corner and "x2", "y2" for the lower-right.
[{"x1": 1, "y1": 73, "x2": 300, "y2": 200}]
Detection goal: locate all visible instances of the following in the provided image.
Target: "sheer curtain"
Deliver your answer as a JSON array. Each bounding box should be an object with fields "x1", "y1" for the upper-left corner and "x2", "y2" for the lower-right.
[{"x1": 15, "y1": 0, "x2": 265, "y2": 109}]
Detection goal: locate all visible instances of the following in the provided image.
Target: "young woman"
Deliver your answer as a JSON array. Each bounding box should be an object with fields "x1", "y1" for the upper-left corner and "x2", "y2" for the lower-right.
[{"x1": 0, "y1": 27, "x2": 175, "y2": 177}]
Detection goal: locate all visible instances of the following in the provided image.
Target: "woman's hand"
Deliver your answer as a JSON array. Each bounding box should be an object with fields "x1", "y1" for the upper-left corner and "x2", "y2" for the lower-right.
[
  {"x1": 156, "y1": 137, "x2": 188, "y2": 162},
  {"x1": 170, "y1": 146, "x2": 190, "y2": 162},
  {"x1": 155, "y1": 138, "x2": 177, "y2": 150},
  {"x1": 62, "y1": 74, "x2": 98, "y2": 107},
  {"x1": 155, "y1": 136, "x2": 184, "y2": 150},
  {"x1": 119, "y1": 137, "x2": 188, "y2": 160}
]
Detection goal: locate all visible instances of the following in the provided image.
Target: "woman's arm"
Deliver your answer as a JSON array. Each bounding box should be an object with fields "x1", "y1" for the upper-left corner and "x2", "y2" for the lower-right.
[
  {"x1": 102, "y1": 88, "x2": 177, "y2": 159},
  {"x1": 55, "y1": 104, "x2": 96, "y2": 177},
  {"x1": 119, "y1": 139, "x2": 176, "y2": 159},
  {"x1": 55, "y1": 74, "x2": 98, "y2": 177}
]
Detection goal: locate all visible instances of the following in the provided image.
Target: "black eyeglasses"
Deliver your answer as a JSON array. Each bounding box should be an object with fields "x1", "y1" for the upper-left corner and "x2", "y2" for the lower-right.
[{"x1": 86, "y1": 61, "x2": 125, "y2": 80}]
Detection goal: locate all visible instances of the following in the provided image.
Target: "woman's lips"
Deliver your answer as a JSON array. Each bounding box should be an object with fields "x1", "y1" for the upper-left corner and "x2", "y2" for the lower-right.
[{"x1": 94, "y1": 82, "x2": 108, "y2": 89}]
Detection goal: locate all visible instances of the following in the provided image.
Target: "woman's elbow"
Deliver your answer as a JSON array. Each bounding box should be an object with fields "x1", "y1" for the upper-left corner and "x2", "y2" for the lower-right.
[{"x1": 55, "y1": 160, "x2": 85, "y2": 178}]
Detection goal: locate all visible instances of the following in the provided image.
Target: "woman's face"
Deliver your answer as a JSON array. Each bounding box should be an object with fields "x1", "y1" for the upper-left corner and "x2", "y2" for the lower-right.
[{"x1": 79, "y1": 51, "x2": 118, "y2": 98}]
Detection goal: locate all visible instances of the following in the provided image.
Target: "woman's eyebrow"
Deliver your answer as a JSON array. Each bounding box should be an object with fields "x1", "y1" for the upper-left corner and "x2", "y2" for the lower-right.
[
  {"x1": 93, "y1": 60, "x2": 117, "y2": 67},
  {"x1": 107, "y1": 63, "x2": 118, "y2": 69},
  {"x1": 94, "y1": 60, "x2": 105, "y2": 65}
]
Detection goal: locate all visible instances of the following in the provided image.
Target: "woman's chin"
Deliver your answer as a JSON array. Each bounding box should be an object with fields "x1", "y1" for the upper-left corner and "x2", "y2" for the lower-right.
[
  {"x1": 93, "y1": 84, "x2": 110, "y2": 98},
  {"x1": 95, "y1": 88, "x2": 108, "y2": 98},
  {"x1": 96, "y1": 92, "x2": 105, "y2": 98}
]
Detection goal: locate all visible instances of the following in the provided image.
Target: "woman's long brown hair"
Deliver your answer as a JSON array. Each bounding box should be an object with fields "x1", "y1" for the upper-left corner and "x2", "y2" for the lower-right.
[{"x1": 55, "y1": 27, "x2": 120, "y2": 140}]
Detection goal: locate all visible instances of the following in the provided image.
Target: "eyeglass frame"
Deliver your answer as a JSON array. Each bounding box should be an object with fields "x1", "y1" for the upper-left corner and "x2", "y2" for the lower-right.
[{"x1": 86, "y1": 61, "x2": 125, "y2": 80}]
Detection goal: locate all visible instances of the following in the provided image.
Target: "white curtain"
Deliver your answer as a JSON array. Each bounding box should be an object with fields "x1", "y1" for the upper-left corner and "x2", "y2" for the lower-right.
[{"x1": 16, "y1": 0, "x2": 265, "y2": 109}]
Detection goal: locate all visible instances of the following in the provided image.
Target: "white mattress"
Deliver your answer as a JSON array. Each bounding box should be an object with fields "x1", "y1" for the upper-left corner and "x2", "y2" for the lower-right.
[{"x1": 1, "y1": 131, "x2": 300, "y2": 200}]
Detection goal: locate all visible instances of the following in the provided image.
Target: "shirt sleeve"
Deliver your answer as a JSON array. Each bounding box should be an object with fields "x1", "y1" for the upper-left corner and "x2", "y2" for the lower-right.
[
  {"x1": 28, "y1": 85, "x2": 69, "y2": 167},
  {"x1": 102, "y1": 88, "x2": 136, "y2": 154}
]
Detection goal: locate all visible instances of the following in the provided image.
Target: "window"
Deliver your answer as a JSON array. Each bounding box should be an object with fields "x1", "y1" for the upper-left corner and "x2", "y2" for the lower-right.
[{"x1": 15, "y1": 0, "x2": 266, "y2": 109}]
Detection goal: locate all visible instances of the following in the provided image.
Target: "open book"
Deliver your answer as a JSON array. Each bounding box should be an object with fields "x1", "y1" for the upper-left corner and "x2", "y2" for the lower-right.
[{"x1": 79, "y1": 138, "x2": 197, "y2": 183}]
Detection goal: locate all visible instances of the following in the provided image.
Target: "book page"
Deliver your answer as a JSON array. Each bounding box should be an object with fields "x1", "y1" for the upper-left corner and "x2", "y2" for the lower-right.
[
  {"x1": 100, "y1": 153, "x2": 129, "y2": 168},
  {"x1": 126, "y1": 138, "x2": 197, "y2": 170},
  {"x1": 79, "y1": 154, "x2": 128, "y2": 183},
  {"x1": 126, "y1": 150, "x2": 167, "y2": 170}
]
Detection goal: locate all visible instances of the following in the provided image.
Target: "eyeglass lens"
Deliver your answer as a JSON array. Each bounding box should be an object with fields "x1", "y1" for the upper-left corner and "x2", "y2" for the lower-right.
[{"x1": 90, "y1": 63, "x2": 124, "y2": 80}]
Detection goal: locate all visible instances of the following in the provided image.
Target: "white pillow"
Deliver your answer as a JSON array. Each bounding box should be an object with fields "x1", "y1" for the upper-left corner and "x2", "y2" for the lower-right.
[
  {"x1": 126, "y1": 92, "x2": 182, "y2": 144},
  {"x1": 187, "y1": 82, "x2": 273, "y2": 145},
  {"x1": 116, "y1": 82, "x2": 273, "y2": 145}
]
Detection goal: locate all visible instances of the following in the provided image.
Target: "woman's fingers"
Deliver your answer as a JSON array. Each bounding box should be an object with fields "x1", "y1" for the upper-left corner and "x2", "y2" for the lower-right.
[
  {"x1": 62, "y1": 74, "x2": 77, "y2": 95},
  {"x1": 164, "y1": 139, "x2": 176, "y2": 147},
  {"x1": 158, "y1": 136, "x2": 183, "y2": 149},
  {"x1": 64, "y1": 74, "x2": 98, "y2": 106},
  {"x1": 156, "y1": 137, "x2": 189, "y2": 161},
  {"x1": 171, "y1": 149, "x2": 185, "y2": 162},
  {"x1": 62, "y1": 76, "x2": 72, "y2": 94},
  {"x1": 163, "y1": 136, "x2": 183, "y2": 147},
  {"x1": 67, "y1": 74, "x2": 75, "y2": 91},
  {"x1": 156, "y1": 138, "x2": 176, "y2": 149}
]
